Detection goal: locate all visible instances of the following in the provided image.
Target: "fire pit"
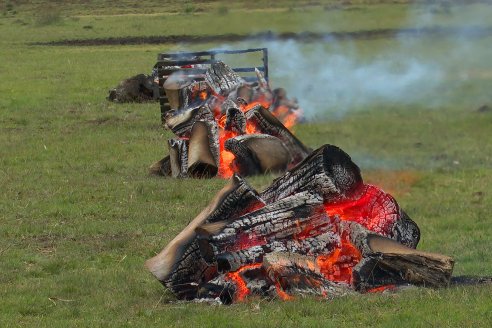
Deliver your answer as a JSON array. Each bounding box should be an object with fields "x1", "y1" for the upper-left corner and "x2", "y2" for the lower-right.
[
  {"x1": 146, "y1": 144, "x2": 456, "y2": 304},
  {"x1": 150, "y1": 59, "x2": 308, "y2": 178}
]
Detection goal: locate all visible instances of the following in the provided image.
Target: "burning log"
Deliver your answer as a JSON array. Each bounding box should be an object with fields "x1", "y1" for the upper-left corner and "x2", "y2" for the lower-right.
[
  {"x1": 246, "y1": 105, "x2": 311, "y2": 164},
  {"x1": 215, "y1": 232, "x2": 339, "y2": 273},
  {"x1": 260, "y1": 144, "x2": 363, "y2": 204},
  {"x1": 196, "y1": 191, "x2": 326, "y2": 256},
  {"x1": 205, "y1": 62, "x2": 245, "y2": 96},
  {"x1": 224, "y1": 134, "x2": 292, "y2": 176},
  {"x1": 263, "y1": 252, "x2": 354, "y2": 298},
  {"x1": 145, "y1": 175, "x2": 263, "y2": 298},
  {"x1": 345, "y1": 222, "x2": 454, "y2": 290}
]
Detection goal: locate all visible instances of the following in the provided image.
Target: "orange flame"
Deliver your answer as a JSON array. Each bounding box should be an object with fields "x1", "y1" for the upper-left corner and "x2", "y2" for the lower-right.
[
  {"x1": 366, "y1": 285, "x2": 396, "y2": 293},
  {"x1": 225, "y1": 263, "x2": 262, "y2": 302},
  {"x1": 316, "y1": 237, "x2": 361, "y2": 285}
]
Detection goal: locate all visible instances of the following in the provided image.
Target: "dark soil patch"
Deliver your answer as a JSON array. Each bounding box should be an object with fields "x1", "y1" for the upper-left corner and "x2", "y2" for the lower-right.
[{"x1": 31, "y1": 26, "x2": 492, "y2": 47}]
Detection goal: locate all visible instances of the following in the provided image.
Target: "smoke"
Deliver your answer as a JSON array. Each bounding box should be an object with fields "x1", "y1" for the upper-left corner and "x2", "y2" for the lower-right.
[
  {"x1": 266, "y1": 40, "x2": 443, "y2": 119},
  {"x1": 169, "y1": 3, "x2": 491, "y2": 119}
]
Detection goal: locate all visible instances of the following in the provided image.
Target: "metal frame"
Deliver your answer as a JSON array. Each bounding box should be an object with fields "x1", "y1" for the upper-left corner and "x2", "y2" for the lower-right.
[{"x1": 154, "y1": 48, "x2": 268, "y2": 121}]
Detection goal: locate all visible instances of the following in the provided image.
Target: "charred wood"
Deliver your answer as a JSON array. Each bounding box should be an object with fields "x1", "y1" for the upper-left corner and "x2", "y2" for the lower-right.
[
  {"x1": 263, "y1": 252, "x2": 353, "y2": 298},
  {"x1": 224, "y1": 134, "x2": 292, "y2": 176},
  {"x1": 149, "y1": 155, "x2": 172, "y2": 177},
  {"x1": 245, "y1": 105, "x2": 311, "y2": 163},
  {"x1": 168, "y1": 138, "x2": 188, "y2": 178},
  {"x1": 197, "y1": 192, "x2": 328, "y2": 256},
  {"x1": 187, "y1": 120, "x2": 219, "y2": 178},
  {"x1": 205, "y1": 61, "x2": 245, "y2": 96},
  {"x1": 216, "y1": 232, "x2": 340, "y2": 273},
  {"x1": 260, "y1": 144, "x2": 363, "y2": 204},
  {"x1": 164, "y1": 104, "x2": 214, "y2": 138},
  {"x1": 145, "y1": 175, "x2": 262, "y2": 296},
  {"x1": 345, "y1": 222, "x2": 454, "y2": 290}
]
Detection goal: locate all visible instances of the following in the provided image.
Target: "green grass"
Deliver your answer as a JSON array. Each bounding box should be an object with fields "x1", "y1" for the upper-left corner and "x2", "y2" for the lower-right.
[{"x1": 1, "y1": 1, "x2": 492, "y2": 327}]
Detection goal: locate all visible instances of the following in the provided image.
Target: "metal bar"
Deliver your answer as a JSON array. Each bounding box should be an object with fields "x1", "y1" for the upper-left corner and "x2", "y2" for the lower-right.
[
  {"x1": 263, "y1": 48, "x2": 269, "y2": 81},
  {"x1": 156, "y1": 59, "x2": 218, "y2": 66},
  {"x1": 157, "y1": 48, "x2": 266, "y2": 60}
]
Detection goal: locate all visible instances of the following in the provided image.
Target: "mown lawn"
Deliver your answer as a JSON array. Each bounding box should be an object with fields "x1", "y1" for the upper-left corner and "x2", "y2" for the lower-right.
[{"x1": 1, "y1": 1, "x2": 492, "y2": 327}]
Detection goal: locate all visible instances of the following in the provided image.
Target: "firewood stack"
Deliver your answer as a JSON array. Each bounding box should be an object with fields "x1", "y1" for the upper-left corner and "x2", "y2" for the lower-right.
[
  {"x1": 149, "y1": 61, "x2": 309, "y2": 179},
  {"x1": 146, "y1": 145, "x2": 455, "y2": 304}
]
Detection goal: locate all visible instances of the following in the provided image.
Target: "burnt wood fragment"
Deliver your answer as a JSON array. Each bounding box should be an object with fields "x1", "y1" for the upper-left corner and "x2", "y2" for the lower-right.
[{"x1": 224, "y1": 102, "x2": 246, "y2": 134}]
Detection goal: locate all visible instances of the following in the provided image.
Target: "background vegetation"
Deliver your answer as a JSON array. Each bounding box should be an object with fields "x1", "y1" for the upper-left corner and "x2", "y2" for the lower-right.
[{"x1": 1, "y1": 1, "x2": 491, "y2": 326}]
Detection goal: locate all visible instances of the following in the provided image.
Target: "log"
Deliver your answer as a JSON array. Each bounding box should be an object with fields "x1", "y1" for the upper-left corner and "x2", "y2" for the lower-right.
[
  {"x1": 345, "y1": 222, "x2": 454, "y2": 290},
  {"x1": 164, "y1": 103, "x2": 214, "y2": 138},
  {"x1": 149, "y1": 155, "x2": 172, "y2": 176},
  {"x1": 168, "y1": 138, "x2": 188, "y2": 178},
  {"x1": 205, "y1": 61, "x2": 245, "y2": 96},
  {"x1": 196, "y1": 191, "x2": 328, "y2": 257},
  {"x1": 391, "y1": 209, "x2": 420, "y2": 249},
  {"x1": 245, "y1": 105, "x2": 311, "y2": 163},
  {"x1": 224, "y1": 134, "x2": 292, "y2": 176},
  {"x1": 216, "y1": 232, "x2": 340, "y2": 273},
  {"x1": 263, "y1": 252, "x2": 354, "y2": 298},
  {"x1": 260, "y1": 144, "x2": 363, "y2": 204},
  {"x1": 224, "y1": 102, "x2": 246, "y2": 134},
  {"x1": 145, "y1": 174, "x2": 263, "y2": 296},
  {"x1": 163, "y1": 72, "x2": 193, "y2": 110},
  {"x1": 187, "y1": 120, "x2": 219, "y2": 178}
]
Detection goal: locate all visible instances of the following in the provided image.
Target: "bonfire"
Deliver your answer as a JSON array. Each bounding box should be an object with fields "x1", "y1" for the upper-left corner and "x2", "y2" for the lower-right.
[{"x1": 150, "y1": 61, "x2": 307, "y2": 178}]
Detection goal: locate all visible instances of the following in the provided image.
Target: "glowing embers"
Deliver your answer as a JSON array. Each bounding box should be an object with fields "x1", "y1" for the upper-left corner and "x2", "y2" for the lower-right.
[
  {"x1": 146, "y1": 145, "x2": 455, "y2": 305},
  {"x1": 324, "y1": 184, "x2": 400, "y2": 236},
  {"x1": 316, "y1": 237, "x2": 362, "y2": 285}
]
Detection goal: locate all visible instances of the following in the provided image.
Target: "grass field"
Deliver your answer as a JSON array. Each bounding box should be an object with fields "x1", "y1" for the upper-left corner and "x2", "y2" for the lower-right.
[{"x1": 1, "y1": 1, "x2": 492, "y2": 327}]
